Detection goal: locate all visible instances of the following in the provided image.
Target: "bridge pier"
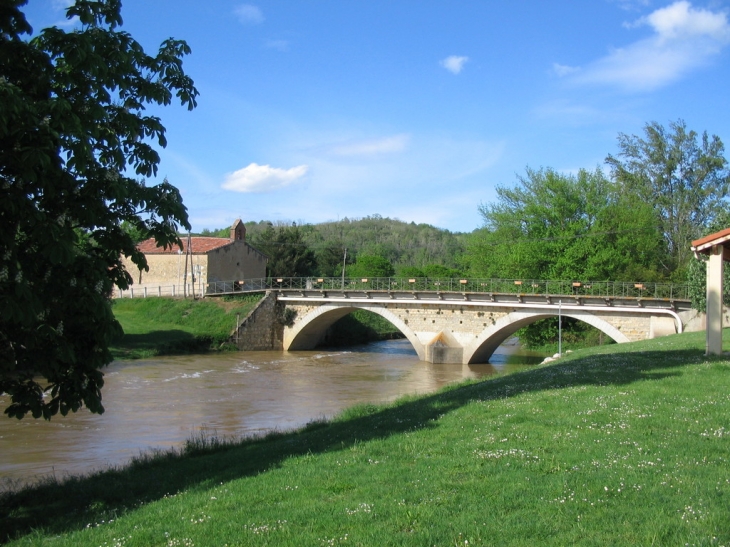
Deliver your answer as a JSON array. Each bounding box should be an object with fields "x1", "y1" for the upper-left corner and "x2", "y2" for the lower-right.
[{"x1": 424, "y1": 331, "x2": 464, "y2": 363}]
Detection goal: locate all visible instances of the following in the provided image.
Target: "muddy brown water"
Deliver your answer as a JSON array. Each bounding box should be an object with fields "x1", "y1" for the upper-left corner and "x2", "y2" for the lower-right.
[{"x1": 0, "y1": 340, "x2": 546, "y2": 487}]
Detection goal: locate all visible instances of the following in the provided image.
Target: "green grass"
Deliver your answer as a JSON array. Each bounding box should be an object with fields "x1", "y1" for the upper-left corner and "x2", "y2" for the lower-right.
[
  {"x1": 110, "y1": 295, "x2": 262, "y2": 360},
  {"x1": 3, "y1": 329, "x2": 730, "y2": 546}
]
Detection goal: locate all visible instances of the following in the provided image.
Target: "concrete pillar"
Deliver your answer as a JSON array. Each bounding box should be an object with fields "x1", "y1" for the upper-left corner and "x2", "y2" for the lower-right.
[{"x1": 706, "y1": 245, "x2": 724, "y2": 355}]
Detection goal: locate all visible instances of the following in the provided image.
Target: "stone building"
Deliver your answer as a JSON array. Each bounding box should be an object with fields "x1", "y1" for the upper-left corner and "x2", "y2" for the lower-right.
[{"x1": 120, "y1": 219, "x2": 267, "y2": 295}]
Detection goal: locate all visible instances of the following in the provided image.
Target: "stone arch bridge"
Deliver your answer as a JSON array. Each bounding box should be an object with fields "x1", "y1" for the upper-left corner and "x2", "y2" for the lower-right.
[{"x1": 232, "y1": 284, "x2": 693, "y2": 364}]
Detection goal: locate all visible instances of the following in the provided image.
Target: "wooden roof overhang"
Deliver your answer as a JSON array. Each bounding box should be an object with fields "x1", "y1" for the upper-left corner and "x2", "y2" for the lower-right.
[{"x1": 691, "y1": 227, "x2": 730, "y2": 261}]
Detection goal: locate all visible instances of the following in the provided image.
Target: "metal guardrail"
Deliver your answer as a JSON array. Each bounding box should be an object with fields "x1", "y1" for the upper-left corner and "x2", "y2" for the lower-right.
[{"x1": 205, "y1": 277, "x2": 690, "y2": 300}]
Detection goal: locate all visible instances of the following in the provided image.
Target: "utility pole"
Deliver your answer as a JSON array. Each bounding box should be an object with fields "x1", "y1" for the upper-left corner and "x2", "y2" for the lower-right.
[
  {"x1": 183, "y1": 234, "x2": 189, "y2": 298},
  {"x1": 341, "y1": 247, "x2": 347, "y2": 289},
  {"x1": 189, "y1": 234, "x2": 196, "y2": 299}
]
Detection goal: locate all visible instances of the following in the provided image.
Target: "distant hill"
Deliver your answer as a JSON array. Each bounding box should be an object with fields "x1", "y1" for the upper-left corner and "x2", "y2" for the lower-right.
[{"x1": 195, "y1": 215, "x2": 467, "y2": 274}]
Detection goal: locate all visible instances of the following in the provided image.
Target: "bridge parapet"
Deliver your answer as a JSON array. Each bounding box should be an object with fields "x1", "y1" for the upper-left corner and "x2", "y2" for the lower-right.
[
  {"x1": 274, "y1": 288, "x2": 691, "y2": 312},
  {"x1": 206, "y1": 277, "x2": 690, "y2": 301}
]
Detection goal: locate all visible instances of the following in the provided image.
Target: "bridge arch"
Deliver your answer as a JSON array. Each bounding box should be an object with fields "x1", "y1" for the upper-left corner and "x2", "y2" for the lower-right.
[
  {"x1": 283, "y1": 304, "x2": 426, "y2": 360},
  {"x1": 463, "y1": 309, "x2": 630, "y2": 364}
]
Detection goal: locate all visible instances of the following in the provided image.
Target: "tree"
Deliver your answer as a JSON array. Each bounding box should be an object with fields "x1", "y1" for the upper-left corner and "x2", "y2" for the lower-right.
[
  {"x1": 0, "y1": 1, "x2": 198, "y2": 419},
  {"x1": 397, "y1": 266, "x2": 425, "y2": 278},
  {"x1": 252, "y1": 223, "x2": 317, "y2": 277},
  {"x1": 315, "y1": 244, "x2": 350, "y2": 277},
  {"x1": 422, "y1": 264, "x2": 462, "y2": 278},
  {"x1": 348, "y1": 254, "x2": 395, "y2": 278},
  {"x1": 465, "y1": 167, "x2": 664, "y2": 281},
  {"x1": 606, "y1": 120, "x2": 730, "y2": 278}
]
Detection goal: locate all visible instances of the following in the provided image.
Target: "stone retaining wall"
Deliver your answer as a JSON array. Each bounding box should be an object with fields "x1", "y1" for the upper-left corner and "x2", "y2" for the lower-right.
[{"x1": 231, "y1": 291, "x2": 285, "y2": 351}]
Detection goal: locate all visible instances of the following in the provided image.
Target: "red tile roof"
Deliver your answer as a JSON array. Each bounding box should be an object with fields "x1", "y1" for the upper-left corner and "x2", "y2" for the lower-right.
[
  {"x1": 691, "y1": 227, "x2": 730, "y2": 255},
  {"x1": 137, "y1": 237, "x2": 234, "y2": 255}
]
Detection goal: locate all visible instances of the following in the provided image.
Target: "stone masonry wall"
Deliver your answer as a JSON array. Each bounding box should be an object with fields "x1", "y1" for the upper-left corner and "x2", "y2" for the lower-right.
[
  {"x1": 282, "y1": 300, "x2": 673, "y2": 350},
  {"x1": 120, "y1": 253, "x2": 208, "y2": 286},
  {"x1": 207, "y1": 241, "x2": 267, "y2": 282},
  {"x1": 232, "y1": 291, "x2": 285, "y2": 351}
]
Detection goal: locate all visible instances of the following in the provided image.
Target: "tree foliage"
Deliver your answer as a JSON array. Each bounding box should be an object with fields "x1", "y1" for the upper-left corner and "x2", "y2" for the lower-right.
[
  {"x1": 196, "y1": 216, "x2": 464, "y2": 278},
  {"x1": 0, "y1": 1, "x2": 198, "y2": 418},
  {"x1": 465, "y1": 167, "x2": 664, "y2": 281},
  {"x1": 250, "y1": 223, "x2": 317, "y2": 277},
  {"x1": 347, "y1": 254, "x2": 395, "y2": 278},
  {"x1": 606, "y1": 120, "x2": 730, "y2": 277},
  {"x1": 314, "y1": 244, "x2": 350, "y2": 278},
  {"x1": 241, "y1": 215, "x2": 465, "y2": 274}
]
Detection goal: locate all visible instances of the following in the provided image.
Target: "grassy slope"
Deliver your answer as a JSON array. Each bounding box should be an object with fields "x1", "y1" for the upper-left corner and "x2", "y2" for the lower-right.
[
  {"x1": 3, "y1": 330, "x2": 730, "y2": 546},
  {"x1": 110, "y1": 295, "x2": 262, "y2": 359}
]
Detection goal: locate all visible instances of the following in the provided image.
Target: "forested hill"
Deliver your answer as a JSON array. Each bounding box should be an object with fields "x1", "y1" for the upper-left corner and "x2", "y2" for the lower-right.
[{"x1": 197, "y1": 215, "x2": 467, "y2": 277}]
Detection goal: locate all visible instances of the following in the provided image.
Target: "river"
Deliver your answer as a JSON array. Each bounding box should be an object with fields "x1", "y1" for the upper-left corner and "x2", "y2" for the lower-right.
[{"x1": 0, "y1": 340, "x2": 546, "y2": 488}]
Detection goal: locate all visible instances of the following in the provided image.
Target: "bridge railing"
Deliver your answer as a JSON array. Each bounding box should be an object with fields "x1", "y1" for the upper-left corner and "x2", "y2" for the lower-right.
[{"x1": 205, "y1": 277, "x2": 690, "y2": 300}]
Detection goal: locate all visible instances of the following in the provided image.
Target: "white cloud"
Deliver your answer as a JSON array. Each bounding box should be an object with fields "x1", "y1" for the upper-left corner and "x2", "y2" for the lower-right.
[
  {"x1": 52, "y1": 0, "x2": 73, "y2": 10},
  {"x1": 206, "y1": 133, "x2": 504, "y2": 232},
  {"x1": 50, "y1": 0, "x2": 78, "y2": 27},
  {"x1": 558, "y1": 1, "x2": 730, "y2": 91},
  {"x1": 640, "y1": 0, "x2": 730, "y2": 41},
  {"x1": 234, "y1": 4, "x2": 264, "y2": 25},
  {"x1": 222, "y1": 163, "x2": 308, "y2": 193},
  {"x1": 328, "y1": 134, "x2": 410, "y2": 157},
  {"x1": 440, "y1": 55, "x2": 469, "y2": 74},
  {"x1": 552, "y1": 63, "x2": 580, "y2": 77},
  {"x1": 611, "y1": 0, "x2": 652, "y2": 12},
  {"x1": 265, "y1": 39, "x2": 289, "y2": 52}
]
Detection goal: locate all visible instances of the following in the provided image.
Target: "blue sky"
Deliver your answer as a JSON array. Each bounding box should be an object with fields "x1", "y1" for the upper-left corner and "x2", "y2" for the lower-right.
[{"x1": 23, "y1": 0, "x2": 730, "y2": 233}]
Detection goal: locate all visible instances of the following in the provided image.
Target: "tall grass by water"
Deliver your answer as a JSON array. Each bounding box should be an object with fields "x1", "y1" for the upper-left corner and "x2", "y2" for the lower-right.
[
  {"x1": 2, "y1": 329, "x2": 729, "y2": 546},
  {"x1": 110, "y1": 295, "x2": 261, "y2": 359}
]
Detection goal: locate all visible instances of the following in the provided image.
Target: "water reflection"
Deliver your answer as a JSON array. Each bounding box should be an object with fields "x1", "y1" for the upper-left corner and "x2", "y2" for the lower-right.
[{"x1": 0, "y1": 340, "x2": 545, "y2": 486}]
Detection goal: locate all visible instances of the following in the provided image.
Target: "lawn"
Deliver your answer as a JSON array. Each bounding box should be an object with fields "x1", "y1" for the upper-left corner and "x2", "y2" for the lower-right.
[
  {"x1": 2, "y1": 329, "x2": 729, "y2": 546},
  {"x1": 110, "y1": 294, "x2": 262, "y2": 359}
]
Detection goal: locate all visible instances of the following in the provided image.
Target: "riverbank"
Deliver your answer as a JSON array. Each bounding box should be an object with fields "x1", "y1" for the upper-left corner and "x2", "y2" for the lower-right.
[
  {"x1": 110, "y1": 296, "x2": 401, "y2": 359},
  {"x1": 3, "y1": 330, "x2": 729, "y2": 545},
  {"x1": 110, "y1": 295, "x2": 262, "y2": 359}
]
